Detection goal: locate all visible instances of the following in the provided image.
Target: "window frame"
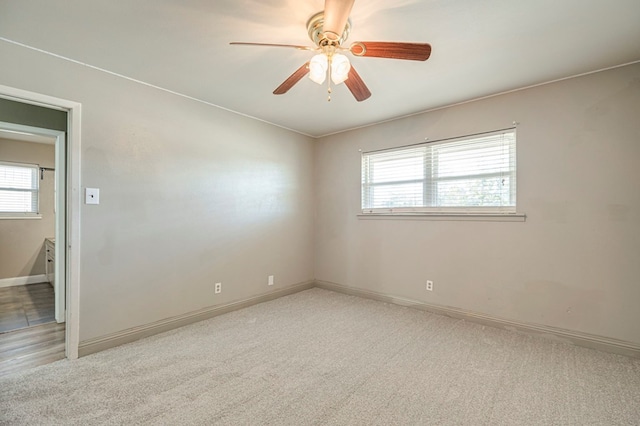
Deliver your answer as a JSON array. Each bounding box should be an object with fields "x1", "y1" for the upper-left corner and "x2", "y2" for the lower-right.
[
  {"x1": 0, "y1": 160, "x2": 41, "y2": 219},
  {"x1": 361, "y1": 129, "x2": 519, "y2": 217}
]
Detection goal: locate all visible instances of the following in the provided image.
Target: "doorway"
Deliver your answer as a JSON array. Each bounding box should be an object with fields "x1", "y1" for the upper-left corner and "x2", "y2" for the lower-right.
[
  {"x1": 0, "y1": 85, "x2": 81, "y2": 361},
  {"x1": 0, "y1": 123, "x2": 65, "y2": 323},
  {"x1": 0, "y1": 126, "x2": 66, "y2": 374}
]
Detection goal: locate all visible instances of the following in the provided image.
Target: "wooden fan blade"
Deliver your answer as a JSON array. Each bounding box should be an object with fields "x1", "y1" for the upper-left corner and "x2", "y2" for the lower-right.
[
  {"x1": 350, "y1": 42, "x2": 432, "y2": 61},
  {"x1": 273, "y1": 62, "x2": 310, "y2": 95},
  {"x1": 323, "y1": 0, "x2": 355, "y2": 40},
  {"x1": 344, "y1": 65, "x2": 371, "y2": 102},
  {"x1": 230, "y1": 42, "x2": 316, "y2": 51}
]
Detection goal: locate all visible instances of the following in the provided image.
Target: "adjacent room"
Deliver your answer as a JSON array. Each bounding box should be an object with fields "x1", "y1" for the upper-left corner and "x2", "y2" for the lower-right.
[
  {"x1": 0, "y1": 132, "x2": 57, "y2": 334},
  {"x1": 1, "y1": 0, "x2": 639, "y2": 424}
]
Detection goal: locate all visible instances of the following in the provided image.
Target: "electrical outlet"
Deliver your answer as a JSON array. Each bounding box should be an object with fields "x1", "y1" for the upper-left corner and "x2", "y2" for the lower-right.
[
  {"x1": 268, "y1": 275, "x2": 274, "y2": 286},
  {"x1": 426, "y1": 280, "x2": 433, "y2": 291},
  {"x1": 215, "y1": 282, "x2": 222, "y2": 294}
]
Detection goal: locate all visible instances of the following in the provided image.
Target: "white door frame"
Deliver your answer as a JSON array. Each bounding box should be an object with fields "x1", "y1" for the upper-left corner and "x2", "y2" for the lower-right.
[{"x1": 0, "y1": 85, "x2": 81, "y2": 359}]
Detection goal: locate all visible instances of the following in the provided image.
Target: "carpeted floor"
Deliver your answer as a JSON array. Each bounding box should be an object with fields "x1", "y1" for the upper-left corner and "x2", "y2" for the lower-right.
[{"x1": 1, "y1": 288, "x2": 639, "y2": 425}]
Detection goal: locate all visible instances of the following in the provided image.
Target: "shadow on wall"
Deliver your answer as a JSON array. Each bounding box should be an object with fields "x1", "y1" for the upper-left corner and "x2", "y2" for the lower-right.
[{"x1": 23, "y1": 245, "x2": 47, "y2": 279}]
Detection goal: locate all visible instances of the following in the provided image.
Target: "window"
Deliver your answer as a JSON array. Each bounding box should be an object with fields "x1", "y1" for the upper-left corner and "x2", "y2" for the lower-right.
[
  {"x1": 361, "y1": 130, "x2": 516, "y2": 214},
  {"x1": 0, "y1": 162, "x2": 40, "y2": 217}
]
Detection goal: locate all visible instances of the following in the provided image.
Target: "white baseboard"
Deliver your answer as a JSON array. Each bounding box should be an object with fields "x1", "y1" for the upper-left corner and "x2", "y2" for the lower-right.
[
  {"x1": 315, "y1": 280, "x2": 640, "y2": 359},
  {"x1": 0, "y1": 274, "x2": 48, "y2": 288},
  {"x1": 78, "y1": 280, "x2": 315, "y2": 357}
]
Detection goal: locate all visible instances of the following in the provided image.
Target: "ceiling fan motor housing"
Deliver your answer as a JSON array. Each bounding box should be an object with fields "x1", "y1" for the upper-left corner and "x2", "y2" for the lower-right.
[{"x1": 307, "y1": 12, "x2": 351, "y2": 47}]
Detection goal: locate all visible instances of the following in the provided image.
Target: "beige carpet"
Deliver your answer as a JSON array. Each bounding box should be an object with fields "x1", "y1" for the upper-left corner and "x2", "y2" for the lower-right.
[{"x1": 1, "y1": 288, "x2": 639, "y2": 425}]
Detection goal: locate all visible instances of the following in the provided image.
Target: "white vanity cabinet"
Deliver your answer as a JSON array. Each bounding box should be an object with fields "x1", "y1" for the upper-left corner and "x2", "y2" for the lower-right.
[
  {"x1": 45, "y1": 238, "x2": 55, "y2": 287},
  {"x1": 44, "y1": 237, "x2": 64, "y2": 323}
]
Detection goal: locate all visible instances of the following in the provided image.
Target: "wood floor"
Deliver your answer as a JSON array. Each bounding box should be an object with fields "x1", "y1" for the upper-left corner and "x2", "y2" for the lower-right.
[
  {"x1": 0, "y1": 283, "x2": 65, "y2": 376},
  {"x1": 0, "y1": 321, "x2": 66, "y2": 376},
  {"x1": 0, "y1": 282, "x2": 56, "y2": 333}
]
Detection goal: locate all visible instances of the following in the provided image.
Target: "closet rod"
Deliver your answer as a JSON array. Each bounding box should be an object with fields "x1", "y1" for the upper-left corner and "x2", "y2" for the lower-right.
[{"x1": 39, "y1": 167, "x2": 55, "y2": 180}]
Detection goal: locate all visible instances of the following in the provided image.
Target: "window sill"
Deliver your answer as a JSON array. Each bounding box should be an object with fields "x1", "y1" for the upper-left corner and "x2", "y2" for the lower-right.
[
  {"x1": 0, "y1": 215, "x2": 42, "y2": 220},
  {"x1": 357, "y1": 212, "x2": 526, "y2": 222}
]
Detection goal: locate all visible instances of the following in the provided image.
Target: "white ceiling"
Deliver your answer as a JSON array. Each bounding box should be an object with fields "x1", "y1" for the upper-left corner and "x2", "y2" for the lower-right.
[{"x1": 1, "y1": 0, "x2": 640, "y2": 137}]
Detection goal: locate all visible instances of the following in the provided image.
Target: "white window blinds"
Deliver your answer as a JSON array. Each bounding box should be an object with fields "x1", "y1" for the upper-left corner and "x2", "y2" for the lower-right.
[
  {"x1": 0, "y1": 162, "x2": 39, "y2": 215},
  {"x1": 361, "y1": 130, "x2": 516, "y2": 213}
]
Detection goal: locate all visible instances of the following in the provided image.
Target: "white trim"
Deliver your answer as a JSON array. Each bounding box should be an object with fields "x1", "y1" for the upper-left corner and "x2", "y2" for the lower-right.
[
  {"x1": 0, "y1": 214, "x2": 42, "y2": 219},
  {"x1": 66, "y1": 103, "x2": 81, "y2": 360},
  {"x1": 0, "y1": 85, "x2": 82, "y2": 360},
  {"x1": 0, "y1": 274, "x2": 48, "y2": 288},
  {"x1": 358, "y1": 213, "x2": 526, "y2": 222},
  {"x1": 0, "y1": 159, "x2": 40, "y2": 167},
  {"x1": 315, "y1": 281, "x2": 640, "y2": 359}
]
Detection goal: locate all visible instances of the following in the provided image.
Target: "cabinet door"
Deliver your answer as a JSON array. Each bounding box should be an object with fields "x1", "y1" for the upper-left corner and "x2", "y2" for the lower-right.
[
  {"x1": 46, "y1": 253, "x2": 55, "y2": 284},
  {"x1": 49, "y1": 254, "x2": 55, "y2": 287},
  {"x1": 45, "y1": 241, "x2": 55, "y2": 284}
]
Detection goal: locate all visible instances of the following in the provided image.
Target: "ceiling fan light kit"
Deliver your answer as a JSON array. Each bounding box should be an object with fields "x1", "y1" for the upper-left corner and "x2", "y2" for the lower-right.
[
  {"x1": 309, "y1": 53, "x2": 351, "y2": 85},
  {"x1": 309, "y1": 54, "x2": 329, "y2": 84},
  {"x1": 330, "y1": 54, "x2": 351, "y2": 84},
  {"x1": 230, "y1": 0, "x2": 431, "y2": 102}
]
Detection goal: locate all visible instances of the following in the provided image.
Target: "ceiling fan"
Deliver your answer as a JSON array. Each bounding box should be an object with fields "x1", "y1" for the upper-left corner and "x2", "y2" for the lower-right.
[{"x1": 230, "y1": 0, "x2": 431, "y2": 102}]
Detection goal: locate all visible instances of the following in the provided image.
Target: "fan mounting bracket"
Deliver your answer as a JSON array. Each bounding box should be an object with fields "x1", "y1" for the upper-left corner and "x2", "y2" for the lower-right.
[{"x1": 306, "y1": 11, "x2": 351, "y2": 47}]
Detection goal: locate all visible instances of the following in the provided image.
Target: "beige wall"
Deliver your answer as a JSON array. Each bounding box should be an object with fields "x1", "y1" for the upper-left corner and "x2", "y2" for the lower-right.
[
  {"x1": 0, "y1": 138, "x2": 56, "y2": 279},
  {"x1": 0, "y1": 41, "x2": 315, "y2": 342},
  {"x1": 315, "y1": 63, "x2": 640, "y2": 345}
]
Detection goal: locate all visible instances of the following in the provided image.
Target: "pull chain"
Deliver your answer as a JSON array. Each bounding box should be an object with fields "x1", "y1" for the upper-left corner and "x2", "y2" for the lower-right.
[{"x1": 327, "y1": 55, "x2": 332, "y2": 102}]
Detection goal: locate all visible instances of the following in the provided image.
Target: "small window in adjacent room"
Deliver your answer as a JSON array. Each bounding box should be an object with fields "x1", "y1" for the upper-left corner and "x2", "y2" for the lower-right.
[
  {"x1": 0, "y1": 161, "x2": 40, "y2": 217},
  {"x1": 361, "y1": 129, "x2": 516, "y2": 214}
]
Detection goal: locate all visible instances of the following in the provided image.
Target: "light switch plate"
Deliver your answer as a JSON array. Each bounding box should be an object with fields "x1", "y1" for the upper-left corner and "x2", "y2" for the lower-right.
[{"x1": 85, "y1": 188, "x2": 100, "y2": 205}]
